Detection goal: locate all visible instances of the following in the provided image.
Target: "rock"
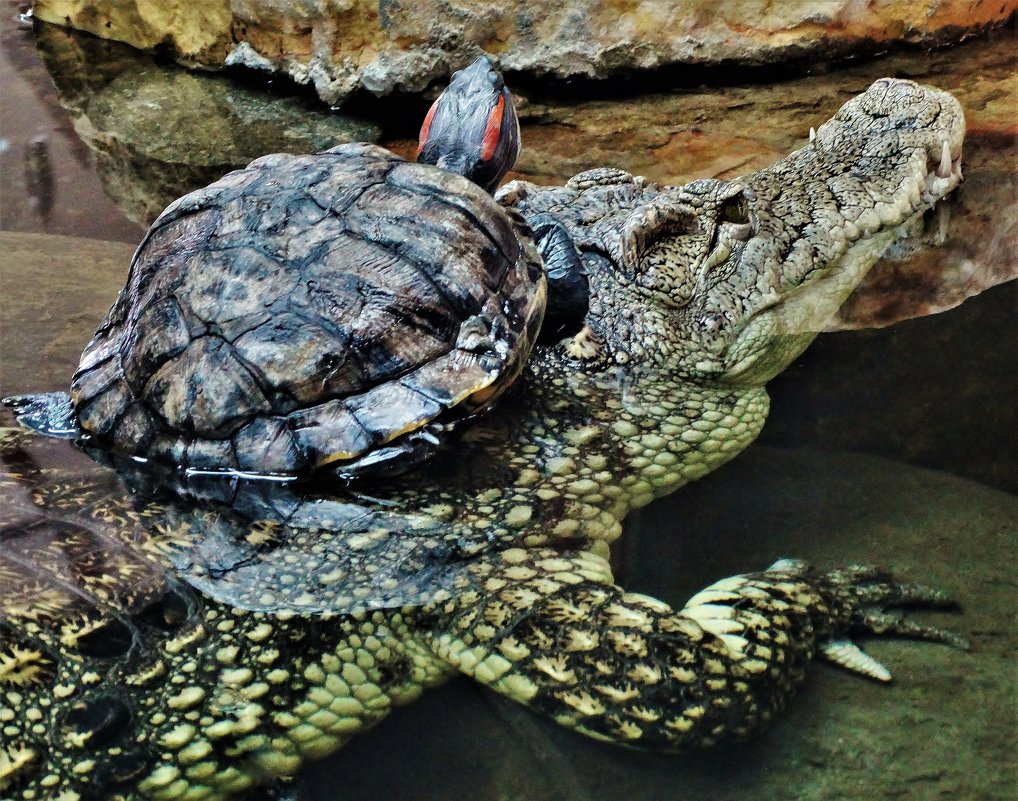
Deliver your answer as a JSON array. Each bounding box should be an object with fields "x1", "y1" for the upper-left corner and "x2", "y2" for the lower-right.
[
  {"x1": 31, "y1": 0, "x2": 1017, "y2": 106},
  {"x1": 830, "y1": 54, "x2": 1018, "y2": 330},
  {"x1": 32, "y1": 24, "x2": 379, "y2": 224},
  {"x1": 22, "y1": 22, "x2": 1017, "y2": 324}
]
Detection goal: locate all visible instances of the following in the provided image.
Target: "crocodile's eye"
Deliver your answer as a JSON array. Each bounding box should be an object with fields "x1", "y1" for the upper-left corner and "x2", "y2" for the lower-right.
[
  {"x1": 718, "y1": 192, "x2": 750, "y2": 225},
  {"x1": 706, "y1": 189, "x2": 753, "y2": 254}
]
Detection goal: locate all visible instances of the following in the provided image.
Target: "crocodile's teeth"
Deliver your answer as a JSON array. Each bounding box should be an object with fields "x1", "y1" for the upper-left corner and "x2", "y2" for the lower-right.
[
  {"x1": 820, "y1": 639, "x2": 892, "y2": 682},
  {"x1": 936, "y1": 140, "x2": 952, "y2": 178},
  {"x1": 809, "y1": 127, "x2": 816, "y2": 143}
]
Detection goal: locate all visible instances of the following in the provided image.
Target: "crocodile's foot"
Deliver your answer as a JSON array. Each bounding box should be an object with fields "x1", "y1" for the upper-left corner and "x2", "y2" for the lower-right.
[{"x1": 771, "y1": 558, "x2": 968, "y2": 682}]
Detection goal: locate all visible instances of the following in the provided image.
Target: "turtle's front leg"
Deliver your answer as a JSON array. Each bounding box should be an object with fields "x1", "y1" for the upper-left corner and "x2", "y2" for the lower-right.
[{"x1": 423, "y1": 549, "x2": 964, "y2": 749}]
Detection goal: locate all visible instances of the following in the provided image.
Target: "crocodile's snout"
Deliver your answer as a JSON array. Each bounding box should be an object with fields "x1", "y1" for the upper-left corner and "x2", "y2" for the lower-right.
[{"x1": 711, "y1": 78, "x2": 966, "y2": 386}]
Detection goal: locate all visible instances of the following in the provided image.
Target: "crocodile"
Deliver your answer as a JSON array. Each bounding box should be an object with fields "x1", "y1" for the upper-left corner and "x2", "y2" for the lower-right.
[{"x1": 0, "y1": 77, "x2": 966, "y2": 801}]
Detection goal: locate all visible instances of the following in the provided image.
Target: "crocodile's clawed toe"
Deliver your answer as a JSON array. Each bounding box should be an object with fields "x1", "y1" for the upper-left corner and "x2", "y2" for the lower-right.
[
  {"x1": 826, "y1": 563, "x2": 959, "y2": 607},
  {"x1": 816, "y1": 564, "x2": 969, "y2": 680},
  {"x1": 819, "y1": 639, "x2": 893, "y2": 681},
  {"x1": 855, "y1": 608, "x2": 970, "y2": 649}
]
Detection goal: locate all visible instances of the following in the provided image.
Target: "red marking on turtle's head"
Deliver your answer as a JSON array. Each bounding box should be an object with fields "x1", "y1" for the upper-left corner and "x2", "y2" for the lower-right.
[{"x1": 480, "y1": 95, "x2": 506, "y2": 164}]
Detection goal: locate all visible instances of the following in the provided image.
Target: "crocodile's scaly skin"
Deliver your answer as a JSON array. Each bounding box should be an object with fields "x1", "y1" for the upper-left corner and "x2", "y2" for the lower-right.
[{"x1": 1, "y1": 79, "x2": 965, "y2": 801}]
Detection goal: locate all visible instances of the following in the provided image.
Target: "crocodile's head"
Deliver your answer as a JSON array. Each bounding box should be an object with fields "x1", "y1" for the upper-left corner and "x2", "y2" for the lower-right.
[{"x1": 589, "y1": 79, "x2": 964, "y2": 387}]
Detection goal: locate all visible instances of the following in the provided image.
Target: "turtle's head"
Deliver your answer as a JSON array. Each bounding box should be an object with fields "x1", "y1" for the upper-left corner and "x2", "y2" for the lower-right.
[
  {"x1": 594, "y1": 79, "x2": 965, "y2": 387},
  {"x1": 417, "y1": 55, "x2": 521, "y2": 193}
]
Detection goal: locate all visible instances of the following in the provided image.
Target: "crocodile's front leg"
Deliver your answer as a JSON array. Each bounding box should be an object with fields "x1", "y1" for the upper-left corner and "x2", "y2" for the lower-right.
[{"x1": 423, "y1": 549, "x2": 962, "y2": 748}]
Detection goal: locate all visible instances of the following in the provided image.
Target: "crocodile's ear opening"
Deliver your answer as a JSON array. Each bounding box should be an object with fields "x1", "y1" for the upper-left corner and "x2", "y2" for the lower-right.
[{"x1": 617, "y1": 195, "x2": 700, "y2": 272}]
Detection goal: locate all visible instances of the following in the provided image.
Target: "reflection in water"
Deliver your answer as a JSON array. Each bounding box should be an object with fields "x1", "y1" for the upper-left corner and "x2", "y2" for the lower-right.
[
  {"x1": 0, "y1": 427, "x2": 472, "y2": 617},
  {"x1": 0, "y1": 14, "x2": 144, "y2": 242},
  {"x1": 2, "y1": 397, "x2": 1015, "y2": 801},
  {"x1": 28, "y1": 23, "x2": 381, "y2": 226},
  {"x1": 22, "y1": 133, "x2": 53, "y2": 227}
]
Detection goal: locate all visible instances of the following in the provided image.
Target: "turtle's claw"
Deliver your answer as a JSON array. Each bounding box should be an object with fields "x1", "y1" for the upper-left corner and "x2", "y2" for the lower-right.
[{"x1": 1, "y1": 391, "x2": 79, "y2": 437}]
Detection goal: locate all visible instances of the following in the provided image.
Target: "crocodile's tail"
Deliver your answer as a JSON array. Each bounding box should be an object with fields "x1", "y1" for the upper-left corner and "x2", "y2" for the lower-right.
[{"x1": 2, "y1": 391, "x2": 80, "y2": 438}]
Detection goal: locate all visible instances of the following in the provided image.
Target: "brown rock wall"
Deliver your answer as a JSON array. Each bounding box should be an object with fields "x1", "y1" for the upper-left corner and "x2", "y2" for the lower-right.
[{"x1": 32, "y1": 0, "x2": 1018, "y2": 105}]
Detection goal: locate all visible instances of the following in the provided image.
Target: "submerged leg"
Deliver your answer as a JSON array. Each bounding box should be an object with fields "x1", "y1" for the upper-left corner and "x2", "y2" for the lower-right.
[
  {"x1": 2, "y1": 391, "x2": 79, "y2": 437},
  {"x1": 424, "y1": 549, "x2": 965, "y2": 749}
]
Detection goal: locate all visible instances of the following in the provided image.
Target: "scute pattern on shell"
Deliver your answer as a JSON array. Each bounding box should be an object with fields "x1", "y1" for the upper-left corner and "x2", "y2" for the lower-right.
[{"x1": 69, "y1": 143, "x2": 545, "y2": 475}]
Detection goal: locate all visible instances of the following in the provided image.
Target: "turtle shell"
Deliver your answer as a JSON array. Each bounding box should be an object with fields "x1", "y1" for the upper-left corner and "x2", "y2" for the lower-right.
[{"x1": 69, "y1": 143, "x2": 546, "y2": 476}]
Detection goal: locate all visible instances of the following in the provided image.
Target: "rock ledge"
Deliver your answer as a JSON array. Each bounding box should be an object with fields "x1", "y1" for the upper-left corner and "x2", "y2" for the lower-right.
[{"x1": 32, "y1": 0, "x2": 1018, "y2": 105}]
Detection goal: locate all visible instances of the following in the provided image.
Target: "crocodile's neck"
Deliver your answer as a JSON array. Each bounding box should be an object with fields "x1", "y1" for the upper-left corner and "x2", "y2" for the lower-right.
[
  {"x1": 537, "y1": 347, "x2": 771, "y2": 502},
  {"x1": 403, "y1": 348, "x2": 772, "y2": 556}
]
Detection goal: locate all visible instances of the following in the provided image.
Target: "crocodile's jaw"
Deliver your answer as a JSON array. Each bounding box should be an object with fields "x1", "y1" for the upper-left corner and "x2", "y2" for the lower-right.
[
  {"x1": 710, "y1": 79, "x2": 965, "y2": 386},
  {"x1": 721, "y1": 221, "x2": 909, "y2": 385}
]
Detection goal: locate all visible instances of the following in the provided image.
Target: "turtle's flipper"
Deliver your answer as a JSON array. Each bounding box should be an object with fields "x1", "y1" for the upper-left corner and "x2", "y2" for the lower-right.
[
  {"x1": 2, "y1": 391, "x2": 80, "y2": 438},
  {"x1": 425, "y1": 550, "x2": 965, "y2": 749}
]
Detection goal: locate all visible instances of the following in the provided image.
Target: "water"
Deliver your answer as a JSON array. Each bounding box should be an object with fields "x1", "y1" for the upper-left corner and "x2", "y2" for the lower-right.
[{"x1": 0, "y1": 10, "x2": 1015, "y2": 801}]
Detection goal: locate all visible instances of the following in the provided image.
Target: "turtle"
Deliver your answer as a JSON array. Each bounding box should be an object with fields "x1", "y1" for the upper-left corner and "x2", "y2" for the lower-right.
[
  {"x1": 0, "y1": 75, "x2": 969, "y2": 801},
  {"x1": 4, "y1": 55, "x2": 587, "y2": 480}
]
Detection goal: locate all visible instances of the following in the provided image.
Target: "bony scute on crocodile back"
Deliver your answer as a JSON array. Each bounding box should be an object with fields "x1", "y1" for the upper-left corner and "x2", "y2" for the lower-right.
[{"x1": 0, "y1": 70, "x2": 968, "y2": 801}]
